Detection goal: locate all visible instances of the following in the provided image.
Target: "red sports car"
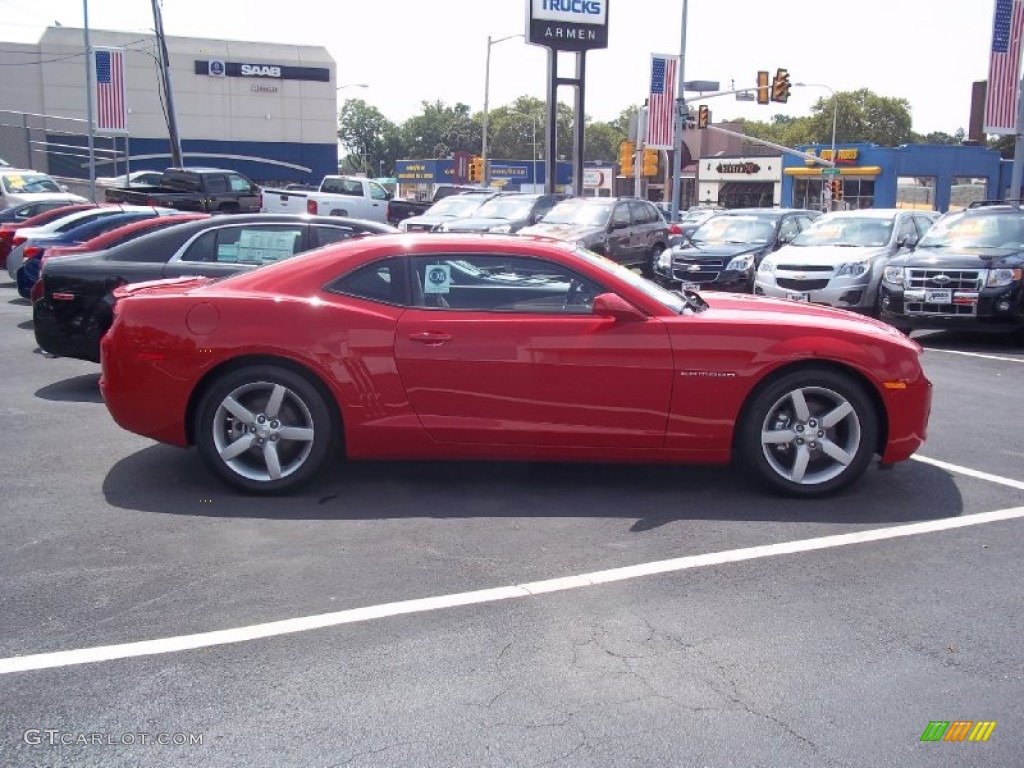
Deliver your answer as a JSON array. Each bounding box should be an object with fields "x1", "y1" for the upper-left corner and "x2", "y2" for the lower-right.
[{"x1": 100, "y1": 234, "x2": 931, "y2": 497}]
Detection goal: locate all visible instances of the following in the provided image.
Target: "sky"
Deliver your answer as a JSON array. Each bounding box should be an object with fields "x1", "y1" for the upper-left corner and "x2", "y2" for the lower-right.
[{"x1": 0, "y1": 0, "x2": 1001, "y2": 136}]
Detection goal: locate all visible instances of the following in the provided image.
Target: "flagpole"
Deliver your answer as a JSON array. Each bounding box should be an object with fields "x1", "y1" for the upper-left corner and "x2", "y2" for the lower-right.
[
  {"x1": 669, "y1": 0, "x2": 688, "y2": 221},
  {"x1": 82, "y1": 0, "x2": 97, "y2": 202},
  {"x1": 1011, "y1": 73, "x2": 1024, "y2": 207}
]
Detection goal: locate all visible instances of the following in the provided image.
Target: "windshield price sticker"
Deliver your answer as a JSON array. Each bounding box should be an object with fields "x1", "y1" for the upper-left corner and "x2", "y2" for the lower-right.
[{"x1": 424, "y1": 264, "x2": 451, "y2": 294}]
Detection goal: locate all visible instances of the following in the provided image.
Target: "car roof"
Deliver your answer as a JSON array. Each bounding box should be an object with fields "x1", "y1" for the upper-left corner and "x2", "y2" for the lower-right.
[
  {"x1": 818, "y1": 208, "x2": 927, "y2": 219},
  {"x1": 716, "y1": 208, "x2": 811, "y2": 217}
]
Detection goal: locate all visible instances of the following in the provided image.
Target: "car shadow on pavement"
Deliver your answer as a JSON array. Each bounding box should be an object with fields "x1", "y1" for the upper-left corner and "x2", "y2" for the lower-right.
[
  {"x1": 17, "y1": 319, "x2": 32, "y2": 330},
  {"x1": 34, "y1": 372, "x2": 103, "y2": 403},
  {"x1": 102, "y1": 444, "x2": 965, "y2": 530},
  {"x1": 914, "y1": 329, "x2": 1023, "y2": 352},
  {"x1": 8, "y1": 296, "x2": 28, "y2": 306}
]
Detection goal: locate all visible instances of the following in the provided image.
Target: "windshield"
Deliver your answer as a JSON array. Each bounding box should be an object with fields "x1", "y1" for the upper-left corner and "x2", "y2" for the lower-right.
[
  {"x1": 691, "y1": 215, "x2": 777, "y2": 245},
  {"x1": 793, "y1": 216, "x2": 894, "y2": 247},
  {"x1": 572, "y1": 246, "x2": 691, "y2": 314},
  {"x1": 541, "y1": 201, "x2": 612, "y2": 227},
  {"x1": 682, "y1": 210, "x2": 716, "y2": 224},
  {"x1": 2, "y1": 173, "x2": 61, "y2": 194},
  {"x1": 918, "y1": 210, "x2": 1024, "y2": 249},
  {"x1": 474, "y1": 197, "x2": 535, "y2": 220},
  {"x1": 427, "y1": 196, "x2": 488, "y2": 216}
]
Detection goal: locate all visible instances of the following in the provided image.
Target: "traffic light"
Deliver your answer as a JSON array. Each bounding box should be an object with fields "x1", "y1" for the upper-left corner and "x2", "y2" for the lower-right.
[
  {"x1": 830, "y1": 179, "x2": 843, "y2": 201},
  {"x1": 756, "y1": 70, "x2": 770, "y2": 105},
  {"x1": 771, "y1": 68, "x2": 791, "y2": 103},
  {"x1": 619, "y1": 140, "x2": 635, "y2": 176},
  {"x1": 642, "y1": 147, "x2": 659, "y2": 177},
  {"x1": 697, "y1": 104, "x2": 710, "y2": 129},
  {"x1": 467, "y1": 156, "x2": 483, "y2": 183}
]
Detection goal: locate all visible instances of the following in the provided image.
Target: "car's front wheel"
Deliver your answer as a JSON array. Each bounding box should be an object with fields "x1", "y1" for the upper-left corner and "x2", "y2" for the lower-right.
[
  {"x1": 195, "y1": 364, "x2": 336, "y2": 494},
  {"x1": 738, "y1": 368, "x2": 879, "y2": 497}
]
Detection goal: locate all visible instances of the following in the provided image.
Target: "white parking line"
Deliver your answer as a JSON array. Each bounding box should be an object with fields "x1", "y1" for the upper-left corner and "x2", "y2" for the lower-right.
[
  {"x1": 924, "y1": 348, "x2": 1024, "y2": 364},
  {"x1": 911, "y1": 455, "x2": 1024, "y2": 491},
  {"x1": 1, "y1": 504, "x2": 1022, "y2": 676}
]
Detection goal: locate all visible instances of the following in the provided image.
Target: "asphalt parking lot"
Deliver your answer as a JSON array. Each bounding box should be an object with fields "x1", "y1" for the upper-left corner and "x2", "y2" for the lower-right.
[{"x1": 0, "y1": 278, "x2": 1021, "y2": 768}]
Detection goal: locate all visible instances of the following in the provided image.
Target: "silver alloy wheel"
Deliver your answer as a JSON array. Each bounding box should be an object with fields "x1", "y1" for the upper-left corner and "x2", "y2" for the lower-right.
[
  {"x1": 759, "y1": 385, "x2": 862, "y2": 486},
  {"x1": 211, "y1": 380, "x2": 315, "y2": 483}
]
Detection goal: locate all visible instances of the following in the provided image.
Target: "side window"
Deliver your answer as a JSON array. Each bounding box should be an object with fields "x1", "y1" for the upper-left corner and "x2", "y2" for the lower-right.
[
  {"x1": 205, "y1": 175, "x2": 228, "y2": 194},
  {"x1": 778, "y1": 217, "x2": 800, "y2": 242},
  {"x1": 913, "y1": 215, "x2": 937, "y2": 237},
  {"x1": 408, "y1": 254, "x2": 604, "y2": 314},
  {"x1": 312, "y1": 225, "x2": 358, "y2": 248},
  {"x1": 368, "y1": 182, "x2": 389, "y2": 201},
  {"x1": 227, "y1": 174, "x2": 252, "y2": 192},
  {"x1": 796, "y1": 216, "x2": 815, "y2": 231},
  {"x1": 896, "y1": 216, "x2": 917, "y2": 243},
  {"x1": 181, "y1": 226, "x2": 303, "y2": 264},
  {"x1": 327, "y1": 260, "x2": 403, "y2": 305},
  {"x1": 627, "y1": 201, "x2": 648, "y2": 225},
  {"x1": 611, "y1": 204, "x2": 630, "y2": 228},
  {"x1": 644, "y1": 202, "x2": 661, "y2": 224}
]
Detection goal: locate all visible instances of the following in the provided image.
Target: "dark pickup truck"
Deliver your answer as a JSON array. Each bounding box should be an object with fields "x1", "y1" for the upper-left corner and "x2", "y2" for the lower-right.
[
  {"x1": 103, "y1": 167, "x2": 261, "y2": 213},
  {"x1": 387, "y1": 184, "x2": 488, "y2": 225}
]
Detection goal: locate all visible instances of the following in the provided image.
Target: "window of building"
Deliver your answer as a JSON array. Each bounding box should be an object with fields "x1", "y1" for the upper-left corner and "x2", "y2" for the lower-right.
[
  {"x1": 950, "y1": 177, "x2": 988, "y2": 210},
  {"x1": 896, "y1": 177, "x2": 936, "y2": 210}
]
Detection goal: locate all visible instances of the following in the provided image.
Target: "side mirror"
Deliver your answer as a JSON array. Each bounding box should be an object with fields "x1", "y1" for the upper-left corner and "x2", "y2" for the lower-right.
[
  {"x1": 592, "y1": 292, "x2": 646, "y2": 322},
  {"x1": 609, "y1": 219, "x2": 628, "y2": 231},
  {"x1": 898, "y1": 235, "x2": 918, "y2": 250}
]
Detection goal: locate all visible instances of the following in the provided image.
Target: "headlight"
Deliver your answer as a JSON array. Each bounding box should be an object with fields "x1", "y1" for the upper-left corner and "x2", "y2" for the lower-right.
[
  {"x1": 758, "y1": 259, "x2": 775, "y2": 274},
  {"x1": 488, "y1": 224, "x2": 512, "y2": 233},
  {"x1": 986, "y1": 268, "x2": 1023, "y2": 287},
  {"x1": 836, "y1": 260, "x2": 870, "y2": 277},
  {"x1": 883, "y1": 266, "x2": 903, "y2": 285},
  {"x1": 657, "y1": 249, "x2": 672, "y2": 269},
  {"x1": 726, "y1": 253, "x2": 755, "y2": 271}
]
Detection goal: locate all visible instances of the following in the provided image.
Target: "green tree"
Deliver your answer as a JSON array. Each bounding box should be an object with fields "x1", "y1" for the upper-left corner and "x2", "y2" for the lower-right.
[
  {"x1": 401, "y1": 100, "x2": 480, "y2": 160},
  {"x1": 804, "y1": 89, "x2": 914, "y2": 146},
  {"x1": 337, "y1": 98, "x2": 397, "y2": 175},
  {"x1": 584, "y1": 121, "x2": 624, "y2": 162}
]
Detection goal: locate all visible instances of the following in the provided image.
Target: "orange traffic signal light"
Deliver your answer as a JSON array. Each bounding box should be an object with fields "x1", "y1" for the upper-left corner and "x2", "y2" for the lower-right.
[
  {"x1": 467, "y1": 156, "x2": 483, "y2": 183},
  {"x1": 642, "y1": 147, "x2": 659, "y2": 176},
  {"x1": 619, "y1": 141, "x2": 635, "y2": 176},
  {"x1": 756, "y1": 70, "x2": 770, "y2": 105},
  {"x1": 771, "y1": 68, "x2": 791, "y2": 103},
  {"x1": 830, "y1": 179, "x2": 843, "y2": 200},
  {"x1": 697, "y1": 104, "x2": 710, "y2": 129}
]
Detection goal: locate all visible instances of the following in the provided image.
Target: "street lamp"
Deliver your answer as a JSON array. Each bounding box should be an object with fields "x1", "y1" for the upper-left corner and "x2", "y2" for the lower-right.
[
  {"x1": 794, "y1": 83, "x2": 838, "y2": 210},
  {"x1": 482, "y1": 33, "x2": 524, "y2": 186}
]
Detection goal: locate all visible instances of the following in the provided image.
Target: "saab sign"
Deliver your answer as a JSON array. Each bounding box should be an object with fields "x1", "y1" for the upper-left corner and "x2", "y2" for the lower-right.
[
  {"x1": 527, "y1": 0, "x2": 609, "y2": 51},
  {"x1": 194, "y1": 60, "x2": 330, "y2": 82}
]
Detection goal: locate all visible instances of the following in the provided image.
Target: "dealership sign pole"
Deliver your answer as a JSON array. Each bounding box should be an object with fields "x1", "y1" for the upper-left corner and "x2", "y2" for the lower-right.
[
  {"x1": 81, "y1": 0, "x2": 96, "y2": 201},
  {"x1": 526, "y1": 0, "x2": 609, "y2": 195}
]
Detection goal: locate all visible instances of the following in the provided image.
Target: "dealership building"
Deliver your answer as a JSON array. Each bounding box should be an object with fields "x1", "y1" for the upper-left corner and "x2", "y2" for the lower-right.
[{"x1": 0, "y1": 26, "x2": 338, "y2": 184}]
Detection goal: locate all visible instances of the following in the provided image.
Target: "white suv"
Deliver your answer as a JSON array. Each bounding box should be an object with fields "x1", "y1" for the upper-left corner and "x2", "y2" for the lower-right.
[{"x1": 0, "y1": 168, "x2": 85, "y2": 210}]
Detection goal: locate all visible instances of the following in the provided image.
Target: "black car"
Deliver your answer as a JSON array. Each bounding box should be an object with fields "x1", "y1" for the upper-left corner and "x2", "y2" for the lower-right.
[
  {"x1": 34, "y1": 214, "x2": 397, "y2": 362},
  {"x1": 439, "y1": 193, "x2": 571, "y2": 234},
  {"x1": 653, "y1": 208, "x2": 820, "y2": 292},
  {"x1": 518, "y1": 196, "x2": 671, "y2": 275},
  {"x1": 879, "y1": 203, "x2": 1024, "y2": 335},
  {"x1": 0, "y1": 197, "x2": 88, "y2": 224}
]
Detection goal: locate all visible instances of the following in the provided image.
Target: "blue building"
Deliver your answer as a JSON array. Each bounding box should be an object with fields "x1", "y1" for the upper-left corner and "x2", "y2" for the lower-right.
[
  {"x1": 781, "y1": 143, "x2": 1010, "y2": 213},
  {"x1": 395, "y1": 158, "x2": 573, "y2": 194}
]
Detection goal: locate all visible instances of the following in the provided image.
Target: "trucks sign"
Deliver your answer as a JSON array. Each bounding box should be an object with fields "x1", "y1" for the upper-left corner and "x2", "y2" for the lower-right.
[{"x1": 527, "y1": 0, "x2": 609, "y2": 51}]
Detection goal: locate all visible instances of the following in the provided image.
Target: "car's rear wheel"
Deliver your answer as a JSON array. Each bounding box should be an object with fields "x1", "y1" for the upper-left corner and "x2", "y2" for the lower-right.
[
  {"x1": 645, "y1": 244, "x2": 664, "y2": 279},
  {"x1": 738, "y1": 368, "x2": 879, "y2": 497},
  {"x1": 195, "y1": 365, "x2": 335, "y2": 494}
]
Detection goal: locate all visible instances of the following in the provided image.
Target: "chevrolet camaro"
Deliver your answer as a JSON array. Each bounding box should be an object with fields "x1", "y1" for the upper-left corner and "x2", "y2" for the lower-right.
[{"x1": 100, "y1": 234, "x2": 932, "y2": 497}]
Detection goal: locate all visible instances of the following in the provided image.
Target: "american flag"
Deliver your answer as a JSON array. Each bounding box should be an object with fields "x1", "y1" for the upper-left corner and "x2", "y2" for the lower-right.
[
  {"x1": 645, "y1": 53, "x2": 678, "y2": 149},
  {"x1": 984, "y1": 0, "x2": 1024, "y2": 134},
  {"x1": 94, "y1": 48, "x2": 127, "y2": 134}
]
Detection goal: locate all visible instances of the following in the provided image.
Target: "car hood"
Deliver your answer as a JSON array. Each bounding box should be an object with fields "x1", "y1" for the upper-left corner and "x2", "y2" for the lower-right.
[
  {"x1": 887, "y1": 246, "x2": 1024, "y2": 270},
  {"x1": 771, "y1": 244, "x2": 890, "y2": 265},
  {"x1": 695, "y1": 292, "x2": 918, "y2": 346},
  {"x1": 518, "y1": 223, "x2": 603, "y2": 241},
  {"x1": 672, "y1": 241, "x2": 768, "y2": 260},
  {"x1": 444, "y1": 217, "x2": 520, "y2": 232},
  {"x1": 403, "y1": 214, "x2": 462, "y2": 226}
]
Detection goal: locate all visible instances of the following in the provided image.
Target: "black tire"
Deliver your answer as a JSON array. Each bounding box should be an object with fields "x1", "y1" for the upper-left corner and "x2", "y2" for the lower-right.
[
  {"x1": 645, "y1": 243, "x2": 664, "y2": 280},
  {"x1": 195, "y1": 364, "x2": 336, "y2": 494},
  {"x1": 737, "y1": 367, "x2": 879, "y2": 498}
]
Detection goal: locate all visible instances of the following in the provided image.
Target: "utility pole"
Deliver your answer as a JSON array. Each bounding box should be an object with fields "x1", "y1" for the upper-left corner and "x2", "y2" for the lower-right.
[
  {"x1": 82, "y1": 0, "x2": 96, "y2": 202},
  {"x1": 669, "y1": 0, "x2": 688, "y2": 221},
  {"x1": 151, "y1": 0, "x2": 183, "y2": 167}
]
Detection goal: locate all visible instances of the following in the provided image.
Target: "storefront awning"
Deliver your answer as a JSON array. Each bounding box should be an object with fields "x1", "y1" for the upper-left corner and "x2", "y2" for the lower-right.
[{"x1": 784, "y1": 166, "x2": 882, "y2": 176}]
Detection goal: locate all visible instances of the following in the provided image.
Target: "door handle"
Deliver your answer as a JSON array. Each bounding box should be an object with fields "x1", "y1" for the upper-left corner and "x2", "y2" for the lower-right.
[{"x1": 408, "y1": 331, "x2": 452, "y2": 345}]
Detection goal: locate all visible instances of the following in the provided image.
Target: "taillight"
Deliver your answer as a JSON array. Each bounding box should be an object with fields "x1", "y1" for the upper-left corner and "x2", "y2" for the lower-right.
[
  {"x1": 24, "y1": 245, "x2": 43, "y2": 259},
  {"x1": 30, "y1": 275, "x2": 44, "y2": 304},
  {"x1": 306, "y1": 199, "x2": 317, "y2": 215},
  {"x1": 13, "y1": 234, "x2": 27, "y2": 246},
  {"x1": 668, "y1": 224, "x2": 682, "y2": 236},
  {"x1": 147, "y1": 198, "x2": 160, "y2": 206}
]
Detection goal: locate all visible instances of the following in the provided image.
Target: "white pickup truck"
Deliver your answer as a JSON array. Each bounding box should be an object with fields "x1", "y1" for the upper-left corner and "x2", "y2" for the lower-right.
[{"x1": 259, "y1": 176, "x2": 391, "y2": 222}]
